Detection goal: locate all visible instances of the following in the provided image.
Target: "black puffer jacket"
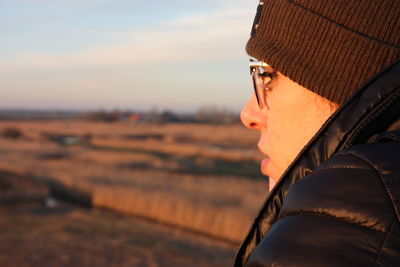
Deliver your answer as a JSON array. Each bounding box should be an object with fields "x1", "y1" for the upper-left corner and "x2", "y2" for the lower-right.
[{"x1": 234, "y1": 59, "x2": 400, "y2": 267}]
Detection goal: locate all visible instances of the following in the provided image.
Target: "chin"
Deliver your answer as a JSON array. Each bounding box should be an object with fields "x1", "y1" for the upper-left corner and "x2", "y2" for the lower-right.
[
  {"x1": 261, "y1": 158, "x2": 285, "y2": 184},
  {"x1": 261, "y1": 163, "x2": 277, "y2": 181},
  {"x1": 268, "y1": 178, "x2": 277, "y2": 191},
  {"x1": 268, "y1": 175, "x2": 278, "y2": 184}
]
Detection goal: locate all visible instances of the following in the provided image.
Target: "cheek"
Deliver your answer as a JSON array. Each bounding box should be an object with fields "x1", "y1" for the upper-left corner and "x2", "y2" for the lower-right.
[
  {"x1": 268, "y1": 110, "x2": 304, "y2": 163},
  {"x1": 261, "y1": 117, "x2": 285, "y2": 161}
]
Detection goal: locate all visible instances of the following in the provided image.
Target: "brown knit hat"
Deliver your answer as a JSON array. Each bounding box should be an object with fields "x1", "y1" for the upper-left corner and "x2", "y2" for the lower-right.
[{"x1": 247, "y1": 0, "x2": 400, "y2": 105}]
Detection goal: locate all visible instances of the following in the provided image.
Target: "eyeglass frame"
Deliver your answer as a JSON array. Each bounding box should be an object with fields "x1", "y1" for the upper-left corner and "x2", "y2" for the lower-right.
[{"x1": 249, "y1": 59, "x2": 274, "y2": 110}]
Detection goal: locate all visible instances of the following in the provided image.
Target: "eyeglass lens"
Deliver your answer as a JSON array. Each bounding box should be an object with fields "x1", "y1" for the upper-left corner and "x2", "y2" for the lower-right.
[{"x1": 251, "y1": 67, "x2": 267, "y2": 110}]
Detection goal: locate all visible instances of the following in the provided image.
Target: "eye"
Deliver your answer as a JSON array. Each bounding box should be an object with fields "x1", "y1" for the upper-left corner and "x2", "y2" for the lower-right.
[{"x1": 259, "y1": 67, "x2": 277, "y2": 86}]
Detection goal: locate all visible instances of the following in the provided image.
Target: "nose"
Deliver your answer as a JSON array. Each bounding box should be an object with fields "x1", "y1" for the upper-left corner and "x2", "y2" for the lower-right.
[{"x1": 240, "y1": 94, "x2": 267, "y2": 131}]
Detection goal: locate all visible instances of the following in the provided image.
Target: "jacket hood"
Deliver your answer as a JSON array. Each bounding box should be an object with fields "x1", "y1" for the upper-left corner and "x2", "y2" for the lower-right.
[{"x1": 235, "y1": 57, "x2": 400, "y2": 266}]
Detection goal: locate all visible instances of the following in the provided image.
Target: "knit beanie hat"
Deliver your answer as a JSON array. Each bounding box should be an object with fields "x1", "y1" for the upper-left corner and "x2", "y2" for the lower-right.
[{"x1": 247, "y1": 0, "x2": 400, "y2": 106}]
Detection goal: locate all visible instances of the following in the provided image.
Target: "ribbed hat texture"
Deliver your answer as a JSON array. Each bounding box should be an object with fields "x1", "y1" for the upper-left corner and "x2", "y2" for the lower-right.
[{"x1": 247, "y1": 0, "x2": 400, "y2": 105}]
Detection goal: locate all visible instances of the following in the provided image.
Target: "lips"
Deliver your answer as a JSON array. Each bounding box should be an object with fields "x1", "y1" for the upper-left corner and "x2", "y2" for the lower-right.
[
  {"x1": 258, "y1": 143, "x2": 270, "y2": 176},
  {"x1": 260, "y1": 157, "x2": 270, "y2": 176},
  {"x1": 261, "y1": 157, "x2": 269, "y2": 167}
]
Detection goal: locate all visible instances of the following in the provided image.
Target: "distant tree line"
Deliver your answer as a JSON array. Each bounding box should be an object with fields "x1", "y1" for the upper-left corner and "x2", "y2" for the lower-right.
[
  {"x1": 0, "y1": 107, "x2": 240, "y2": 124},
  {"x1": 85, "y1": 107, "x2": 240, "y2": 124}
]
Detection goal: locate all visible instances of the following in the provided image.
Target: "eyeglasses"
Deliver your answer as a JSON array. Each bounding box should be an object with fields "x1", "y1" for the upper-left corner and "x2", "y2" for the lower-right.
[{"x1": 249, "y1": 59, "x2": 276, "y2": 110}]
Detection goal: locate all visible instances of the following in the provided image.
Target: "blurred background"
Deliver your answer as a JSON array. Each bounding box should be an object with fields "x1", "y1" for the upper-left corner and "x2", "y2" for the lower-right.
[{"x1": 0, "y1": 0, "x2": 268, "y2": 266}]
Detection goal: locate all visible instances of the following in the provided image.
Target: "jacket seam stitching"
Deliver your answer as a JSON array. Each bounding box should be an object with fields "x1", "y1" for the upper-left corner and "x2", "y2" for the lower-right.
[
  {"x1": 372, "y1": 217, "x2": 395, "y2": 266},
  {"x1": 315, "y1": 165, "x2": 371, "y2": 171},
  {"x1": 346, "y1": 151, "x2": 400, "y2": 224},
  {"x1": 381, "y1": 134, "x2": 400, "y2": 141},
  {"x1": 280, "y1": 211, "x2": 384, "y2": 233}
]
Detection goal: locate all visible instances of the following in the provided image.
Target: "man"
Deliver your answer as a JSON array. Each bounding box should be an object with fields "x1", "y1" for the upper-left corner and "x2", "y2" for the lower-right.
[{"x1": 235, "y1": 0, "x2": 400, "y2": 266}]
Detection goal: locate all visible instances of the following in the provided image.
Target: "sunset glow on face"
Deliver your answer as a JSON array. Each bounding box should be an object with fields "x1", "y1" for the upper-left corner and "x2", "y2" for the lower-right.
[
  {"x1": 0, "y1": 0, "x2": 253, "y2": 112},
  {"x1": 241, "y1": 70, "x2": 338, "y2": 188}
]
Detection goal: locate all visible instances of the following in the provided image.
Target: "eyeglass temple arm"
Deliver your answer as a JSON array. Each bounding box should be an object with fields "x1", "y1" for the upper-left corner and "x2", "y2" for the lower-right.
[{"x1": 249, "y1": 60, "x2": 269, "y2": 68}]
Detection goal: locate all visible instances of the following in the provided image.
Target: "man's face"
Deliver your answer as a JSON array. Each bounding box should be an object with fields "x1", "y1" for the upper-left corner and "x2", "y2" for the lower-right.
[{"x1": 241, "y1": 68, "x2": 337, "y2": 188}]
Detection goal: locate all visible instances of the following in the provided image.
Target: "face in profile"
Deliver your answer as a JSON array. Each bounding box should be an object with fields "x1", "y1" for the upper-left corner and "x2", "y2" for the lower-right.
[{"x1": 241, "y1": 61, "x2": 337, "y2": 188}]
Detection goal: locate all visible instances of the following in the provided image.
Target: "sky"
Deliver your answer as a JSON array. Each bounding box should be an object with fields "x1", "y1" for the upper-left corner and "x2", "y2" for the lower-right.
[{"x1": 0, "y1": 0, "x2": 258, "y2": 112}]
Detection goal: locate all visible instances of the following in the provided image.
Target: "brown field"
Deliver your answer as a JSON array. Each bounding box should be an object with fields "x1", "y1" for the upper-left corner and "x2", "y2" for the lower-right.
[
  {"x1": 0, "y1": 203, "x2": 237, "y2": 266},
  {"x1": 0, "y1": 120, "x2": 268, "y2": 265}
]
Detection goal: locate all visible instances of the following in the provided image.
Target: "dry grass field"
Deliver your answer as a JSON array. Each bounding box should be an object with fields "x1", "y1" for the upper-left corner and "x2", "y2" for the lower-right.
[
  {"x1": 0, "y1": 203, "x2": 237, "y2": 266},
  {"x1": 0, "y1": 120, "x2": 268, "y2": 265}
]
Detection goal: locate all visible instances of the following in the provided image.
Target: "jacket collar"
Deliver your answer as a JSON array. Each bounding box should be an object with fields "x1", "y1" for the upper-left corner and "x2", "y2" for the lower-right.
[{"x1": 234, "y1": 58, "x2": 400, "y2": 266}]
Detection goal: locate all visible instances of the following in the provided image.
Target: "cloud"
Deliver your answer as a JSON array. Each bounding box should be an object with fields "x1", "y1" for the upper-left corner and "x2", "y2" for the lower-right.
[
  {"x1": 0, "y1": 5, "x2": 254, "y2": 73},
  {"x1": 0, "y1": 1, "x2": 257, "y2": 110}
]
